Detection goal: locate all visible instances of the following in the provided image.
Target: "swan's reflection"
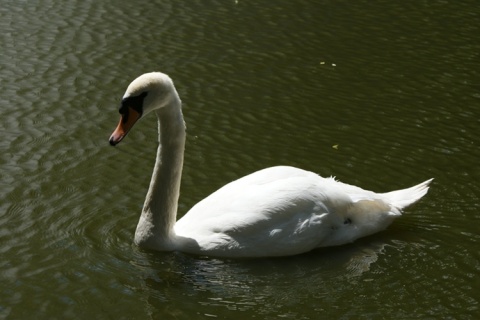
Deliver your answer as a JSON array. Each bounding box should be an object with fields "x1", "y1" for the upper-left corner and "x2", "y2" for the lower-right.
[{"x1": 131, "y1": 239, "x2": 387, "y2": 319}]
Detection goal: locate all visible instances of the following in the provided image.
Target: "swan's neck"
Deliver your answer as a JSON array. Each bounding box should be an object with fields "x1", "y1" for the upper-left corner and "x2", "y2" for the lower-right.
[{"x1": 134, "y1": 99, "x2": 185, "y2": 250}]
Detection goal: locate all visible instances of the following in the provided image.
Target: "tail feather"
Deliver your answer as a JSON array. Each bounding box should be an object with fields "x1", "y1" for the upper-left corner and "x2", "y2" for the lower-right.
[{"x1": 382, "y1": 178, "x2": 433, "y2": 210}]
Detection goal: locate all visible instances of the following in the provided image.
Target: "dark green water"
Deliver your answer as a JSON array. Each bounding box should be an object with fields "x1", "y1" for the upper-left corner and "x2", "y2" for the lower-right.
[{"x1": 1, "y1": 0, "x2": 479, "y2": 319}]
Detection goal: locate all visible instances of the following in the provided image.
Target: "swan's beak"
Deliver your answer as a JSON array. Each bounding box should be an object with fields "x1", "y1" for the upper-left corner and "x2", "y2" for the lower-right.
[{"x1": 109, "y1": 107, "x2": 142, "y2": 146}]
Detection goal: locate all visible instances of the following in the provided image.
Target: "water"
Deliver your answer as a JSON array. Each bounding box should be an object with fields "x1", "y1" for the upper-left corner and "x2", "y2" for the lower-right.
[{"x1": 1, "y1": 0, "x2": 479, "y2": 318}]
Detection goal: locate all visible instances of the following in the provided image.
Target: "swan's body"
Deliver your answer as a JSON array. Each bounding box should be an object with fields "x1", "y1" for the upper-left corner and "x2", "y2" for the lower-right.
[{"x1": 109, "y1": 72, "x2": 432, "y2": 258}]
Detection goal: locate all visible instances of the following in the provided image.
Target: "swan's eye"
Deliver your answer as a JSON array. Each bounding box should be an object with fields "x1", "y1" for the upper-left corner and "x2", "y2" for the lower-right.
[{"x1": 119, "y1": 92, "x2": 148, "y2": 123}]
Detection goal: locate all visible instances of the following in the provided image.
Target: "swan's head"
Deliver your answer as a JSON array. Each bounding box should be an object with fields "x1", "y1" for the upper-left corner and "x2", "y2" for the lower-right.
[{"x1": 109, "y1": 72, "x2": 179, "y2": 146}]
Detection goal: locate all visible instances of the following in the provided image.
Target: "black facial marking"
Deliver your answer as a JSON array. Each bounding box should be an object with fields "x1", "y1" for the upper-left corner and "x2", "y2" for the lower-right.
[
  {"x1": 344, "y1": 218, "x2": 352, "y2": 225},
  {"x1": 119, "y1": 92, "x2": 148, "y2": 122}
]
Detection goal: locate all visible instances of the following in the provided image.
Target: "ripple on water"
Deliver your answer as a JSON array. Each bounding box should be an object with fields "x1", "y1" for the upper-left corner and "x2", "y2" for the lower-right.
[{"x1": 1, "y1": 0, "x2": 479, "y2": 319}]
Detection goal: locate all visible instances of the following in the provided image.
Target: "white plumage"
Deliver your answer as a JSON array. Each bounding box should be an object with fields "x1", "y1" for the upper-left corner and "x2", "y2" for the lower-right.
[{"x1": 109, "y1": 72, "x2": 432, "y2": 258}]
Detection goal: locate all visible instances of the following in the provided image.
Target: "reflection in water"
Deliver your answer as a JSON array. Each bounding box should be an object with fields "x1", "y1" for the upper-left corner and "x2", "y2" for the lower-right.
[
  {"x1": 343, "y1": 243, "x2": 386, "y2": 279},
  {"x1": 135, "y1": 241, "x2": 387, "y2": 318}
]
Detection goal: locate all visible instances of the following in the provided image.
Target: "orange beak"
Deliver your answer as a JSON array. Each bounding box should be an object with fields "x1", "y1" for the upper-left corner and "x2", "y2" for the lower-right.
[{"x1": 109, "y1": 107, "x2": 142, "y2": 146}]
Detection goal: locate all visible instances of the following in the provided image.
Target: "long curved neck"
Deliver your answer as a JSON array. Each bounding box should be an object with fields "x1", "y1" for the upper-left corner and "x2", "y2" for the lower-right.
[{"x1": 134, "y1": 97, "x2": 185, "y2": 250}]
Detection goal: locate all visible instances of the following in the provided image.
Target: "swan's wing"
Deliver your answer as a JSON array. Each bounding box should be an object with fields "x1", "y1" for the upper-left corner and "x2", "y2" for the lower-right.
[
  {"x1": 175, "y1": 166, "x2": 356, "y2": 256},
  {"x1": 174, "y1": 166, "x2": 429, "y2": 257}
]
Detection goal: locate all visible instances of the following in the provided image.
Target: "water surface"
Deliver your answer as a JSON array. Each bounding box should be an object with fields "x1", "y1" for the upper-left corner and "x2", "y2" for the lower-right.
[{"x1": 1, "y1": 0, "x2": 479, "y2": 319}]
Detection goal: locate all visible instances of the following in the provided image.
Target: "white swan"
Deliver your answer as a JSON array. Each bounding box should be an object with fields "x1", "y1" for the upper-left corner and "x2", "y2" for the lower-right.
[{"x1": 109, "y1": 72, "x2": 432, "y2": 258}]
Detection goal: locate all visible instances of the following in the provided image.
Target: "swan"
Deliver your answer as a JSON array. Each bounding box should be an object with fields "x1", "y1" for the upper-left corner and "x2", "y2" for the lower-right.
[{"x1": 109, "y1": 72, "x2": 432, "y2": 258}]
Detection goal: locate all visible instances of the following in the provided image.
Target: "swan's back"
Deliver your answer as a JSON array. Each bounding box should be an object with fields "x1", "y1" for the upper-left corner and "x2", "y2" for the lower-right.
[{"x1": 174, "y1": 166, "x2": 432, "y2": 257}]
